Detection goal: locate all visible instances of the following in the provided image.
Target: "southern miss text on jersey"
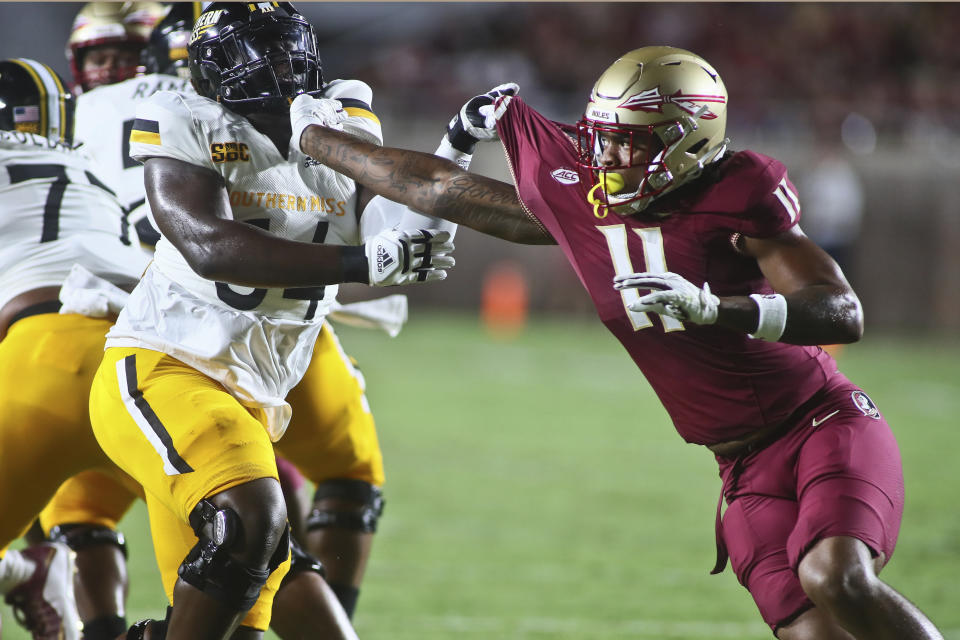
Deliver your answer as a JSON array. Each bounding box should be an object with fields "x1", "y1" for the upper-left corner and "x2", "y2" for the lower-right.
[
  {"x1": 0, "y1": 130, "x2": 150, "y2": 310},
  {"x1": 109, "y1": 79, "x2": 383, "y2": 440},
  {"x1": 496, "y1": 97, "x2": 839, "y2": 446}
]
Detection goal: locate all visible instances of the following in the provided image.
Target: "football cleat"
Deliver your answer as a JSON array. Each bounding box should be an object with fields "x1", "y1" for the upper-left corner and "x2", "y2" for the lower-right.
[{"x1": 3, "y1": 543, "x2": 82, "y2": 640}]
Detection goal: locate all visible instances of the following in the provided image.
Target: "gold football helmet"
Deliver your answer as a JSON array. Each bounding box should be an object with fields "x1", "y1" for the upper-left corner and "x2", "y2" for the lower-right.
[
  {"x1": 576, "y1": 46, "x2": 729, "y2": 216},
  {"x1": 66, "y1": 1, "x2": 166, "y2": 92}
]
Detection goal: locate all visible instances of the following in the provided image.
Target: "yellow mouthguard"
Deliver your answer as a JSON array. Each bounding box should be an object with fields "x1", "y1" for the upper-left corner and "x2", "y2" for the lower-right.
[{"x1": 587, "y1": 173, "x2": 626, "y2": 219}]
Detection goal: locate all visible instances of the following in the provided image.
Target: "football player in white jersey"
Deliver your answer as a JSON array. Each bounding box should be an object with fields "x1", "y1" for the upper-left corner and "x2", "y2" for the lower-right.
[
  {"x1": 49, "y1": 3, "x2": 423, "y2": 631},
  {"x1": 71, "y1": 1, "x2": 192, "y2": 250},
  {"x1": 0, "y1": 57, "x2": 148, "y2": 640},
  {"x1": 87, "y1": 3, "x2": 456, "y2": 638}
]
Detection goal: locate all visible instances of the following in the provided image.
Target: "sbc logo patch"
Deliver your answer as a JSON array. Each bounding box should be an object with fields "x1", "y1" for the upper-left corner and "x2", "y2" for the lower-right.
[
  {"x1": 210, "y1": 142, "x2": 250, "y2": 163},
  {"x1": 851, "y1": 390, "x2": 880, "y2": 419}
]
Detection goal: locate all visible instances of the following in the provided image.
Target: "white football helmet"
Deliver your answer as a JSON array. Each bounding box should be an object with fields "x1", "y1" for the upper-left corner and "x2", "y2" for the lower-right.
[{"x1": 576, "y1": 46, "x2": 729, "y2": 216}]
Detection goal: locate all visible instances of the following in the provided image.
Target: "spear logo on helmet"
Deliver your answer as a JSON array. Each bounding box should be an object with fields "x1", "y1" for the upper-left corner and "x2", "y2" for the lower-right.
[{"x1": 618, "y1": 87, "x2": 726, "y2": 119}]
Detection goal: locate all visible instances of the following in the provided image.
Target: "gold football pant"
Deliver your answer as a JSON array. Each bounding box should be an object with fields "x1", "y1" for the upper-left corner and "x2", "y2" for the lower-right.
[
  {"x1": 87, "y1": 323, "x2": 383, "y2": 629},
  {"x1": 0, "y1": 312, "x2": 134, "y2": 556}
]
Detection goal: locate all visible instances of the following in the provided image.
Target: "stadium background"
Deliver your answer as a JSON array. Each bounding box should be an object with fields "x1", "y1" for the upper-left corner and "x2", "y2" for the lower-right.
[{"x1": 2, "y1": 3, "x2": 960, "y2": 639}]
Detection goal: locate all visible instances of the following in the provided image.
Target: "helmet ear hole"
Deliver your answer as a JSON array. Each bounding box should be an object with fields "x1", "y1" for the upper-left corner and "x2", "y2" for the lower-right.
[{"x1": 686, "y1": 139, "x2": 707, "y2": 155}]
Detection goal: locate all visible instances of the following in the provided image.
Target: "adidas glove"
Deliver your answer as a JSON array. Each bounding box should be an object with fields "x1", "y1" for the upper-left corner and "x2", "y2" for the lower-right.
[
  {"x1": 290, "y1": 93, "x2": 348, "y2": 152},
  {"x1": 365, "y1": 229, "x2": 455, "y2": 286},
  {"x1": 614, "y1": 271, "x2": 719, "y2": 325},
  {"x1": 445, "y1": 83, "x2": 519, "y2": 155}
]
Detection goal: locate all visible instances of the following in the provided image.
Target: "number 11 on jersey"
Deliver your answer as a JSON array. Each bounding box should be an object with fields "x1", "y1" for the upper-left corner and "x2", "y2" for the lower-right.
[{"x1": 597, "y1": 224, "x2": 684, "y2": 332}]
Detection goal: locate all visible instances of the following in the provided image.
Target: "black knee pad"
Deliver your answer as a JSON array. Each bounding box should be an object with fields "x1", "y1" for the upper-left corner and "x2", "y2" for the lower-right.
[
  {"x1": 125, "y1": 608, "x2": 170, "y2": 640},
  {"x1": 289, "y1": 535, "x2": 325, "y2": 578},
  {"x1": 306, "y1": 479, "x2": 384, "y2": 533},
  {"x1": 177, "y1": 500, "x2": 290, "y2": 612},
  {"x1": 47, "y1": 524, "x2": 129, "y2": 559},
  {"x1": 280, "y1": 536, "x2": 326, "y2": 590}
]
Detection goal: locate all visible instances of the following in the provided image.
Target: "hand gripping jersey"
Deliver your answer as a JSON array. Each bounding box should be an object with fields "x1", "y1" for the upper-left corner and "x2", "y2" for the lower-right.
[
  {"x1": 496, "y1": 98, "x2": 840, "y2": 445},
  {"x1": 74, "y1": 72, "x2": 193, "y2": 246},
  {"x1": 0, "y1": 130, "x2": 150, "y2": 310},
  {"x1": 110, "y1": 80, "x2": 382, "y2": 440}
]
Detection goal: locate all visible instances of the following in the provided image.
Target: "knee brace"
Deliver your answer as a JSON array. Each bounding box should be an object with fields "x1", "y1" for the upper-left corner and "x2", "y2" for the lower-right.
[
  {"x1": 177, "y1": 500, "x2": 290, "y2": 612},
  {"x1": 306, "y1": 479, "x2": 384, "y2": 533},
  {"x1": 47, "y1": 524, "x2": 129, "y2": 559},
  {"x1": 280, "y1": 536, "x2": 326, "y2": 590}
]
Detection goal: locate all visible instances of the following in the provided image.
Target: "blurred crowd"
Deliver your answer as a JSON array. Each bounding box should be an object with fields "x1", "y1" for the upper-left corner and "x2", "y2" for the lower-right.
[{"x1": 312, "y1": 3, "x2": 960, "y2": 152}]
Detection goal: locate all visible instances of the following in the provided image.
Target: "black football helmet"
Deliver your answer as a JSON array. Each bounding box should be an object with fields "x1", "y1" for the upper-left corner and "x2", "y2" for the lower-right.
[
  {"x1": 0, "y1": 58, "x2": 75, "y2": 145},
  {"x1": 187, "y1": 2, "x2": 323, "y2": 115},
  {"x1": 142, "y1": 3, "x2": 203, "y2": 79}
]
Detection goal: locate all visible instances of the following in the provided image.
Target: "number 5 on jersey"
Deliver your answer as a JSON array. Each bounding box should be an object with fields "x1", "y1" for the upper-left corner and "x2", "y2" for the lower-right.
[{"x1": 598, "y1": 225, "x2": 684, "y2": 332}]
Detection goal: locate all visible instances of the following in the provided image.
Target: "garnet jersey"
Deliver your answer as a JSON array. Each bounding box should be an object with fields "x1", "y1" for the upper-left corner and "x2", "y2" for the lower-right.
[
  {"x1": 496, "y1": 97, "x2": 839, "y2": 445},
  {"x1": 109, "y1": 81, "x2": 383, "y2": 440},
  {"x1": 75, "y1": 72, "x2": 193, "y2": 246},
  {"x1": 0, "y1": 130, "x2": 150, "y2": 310}
]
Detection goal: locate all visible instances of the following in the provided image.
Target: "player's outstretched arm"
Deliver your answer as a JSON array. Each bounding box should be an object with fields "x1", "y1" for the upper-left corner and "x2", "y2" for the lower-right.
[
  {"x1": 144, "y1": 157, "x2": 451, "y2": 287},
  {"x1": 293, "y1": 95, "x2": 554, "y2": 245}
]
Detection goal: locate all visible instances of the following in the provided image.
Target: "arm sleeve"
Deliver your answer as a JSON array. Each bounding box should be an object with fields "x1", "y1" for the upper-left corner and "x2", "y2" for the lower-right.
[{"x1": 129, "y1": 91, "x2": 213, "y2": 170}]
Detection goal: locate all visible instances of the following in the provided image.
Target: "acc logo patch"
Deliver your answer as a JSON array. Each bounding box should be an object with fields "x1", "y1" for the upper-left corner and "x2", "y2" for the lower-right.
[
  {"x1": 851, "y1": 390, "x2": 881, "y2": 419},
  {"x1": 551, "y1": 168, "x2": 579, "y2": 185}
]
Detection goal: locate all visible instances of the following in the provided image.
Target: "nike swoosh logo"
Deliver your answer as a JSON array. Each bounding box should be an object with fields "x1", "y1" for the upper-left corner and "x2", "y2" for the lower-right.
[{"x1": 812, "y1": 409, "x2": 840, "y2": 427}]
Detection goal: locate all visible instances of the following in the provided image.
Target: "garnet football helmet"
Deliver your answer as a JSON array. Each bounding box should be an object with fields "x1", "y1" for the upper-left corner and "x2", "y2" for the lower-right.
[
  {"x1": 0, "y1": 58, "x2": 75, "y2": 145},
  {"x1": 187, "y1": 2, "x2": 323, "y2": 116},
  {"x1": 576, "y1": 46, "x2": 729, "y2": 216},
  {"x1": 66, "y1": 2, "x2": 167, "y2": 92},
  {"x1": 142, "y1": 2, "x2": 203, "y2": 79}
]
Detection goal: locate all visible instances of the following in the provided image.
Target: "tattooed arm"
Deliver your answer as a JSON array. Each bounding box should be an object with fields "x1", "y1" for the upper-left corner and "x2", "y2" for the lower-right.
[{"x1": 299, "y1": 125, "x2": 555, "y2": 245}]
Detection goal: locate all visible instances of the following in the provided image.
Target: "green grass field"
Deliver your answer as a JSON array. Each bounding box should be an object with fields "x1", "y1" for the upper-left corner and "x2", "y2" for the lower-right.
[{"x1": 4, "y1": 311, "x2": 959, "y2": 639}]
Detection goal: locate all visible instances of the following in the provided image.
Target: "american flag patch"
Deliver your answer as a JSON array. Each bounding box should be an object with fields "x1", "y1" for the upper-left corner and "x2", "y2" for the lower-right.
[{"x1": 13, "y1": 105, "x2": 40, "y2": 122}]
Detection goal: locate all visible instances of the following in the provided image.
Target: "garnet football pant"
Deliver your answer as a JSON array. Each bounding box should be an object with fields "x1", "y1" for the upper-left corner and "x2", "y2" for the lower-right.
[{"x1": 717, "y1": 378, "x2": 903, "y2": 632}]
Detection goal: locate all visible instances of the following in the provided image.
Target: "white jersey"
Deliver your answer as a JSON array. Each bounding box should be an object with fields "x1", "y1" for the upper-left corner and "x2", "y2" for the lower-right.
[
  {"x1": 108, "y1": 80, "x2": 383, "y2": 440},
  {"x1": 75, "y1": 73, "x2": 193, "y2": 246},
  {"x1": 0, "y1": 130, "x2": 150, "y2": 310}
]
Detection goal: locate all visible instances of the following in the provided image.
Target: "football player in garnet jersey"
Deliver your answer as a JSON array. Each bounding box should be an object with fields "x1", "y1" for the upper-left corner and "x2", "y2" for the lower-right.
[
  {"x1": 291, "y1": 46, "x2": 944, "y2": 640},
  {"x1": 86, "y1": 2, "x2": 457, "y2": 637}
]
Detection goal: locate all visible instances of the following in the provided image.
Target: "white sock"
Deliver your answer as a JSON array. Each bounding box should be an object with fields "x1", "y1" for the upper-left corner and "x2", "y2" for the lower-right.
[{"x1": 0, "y1": 549, "x2": 38, "y2": 594}]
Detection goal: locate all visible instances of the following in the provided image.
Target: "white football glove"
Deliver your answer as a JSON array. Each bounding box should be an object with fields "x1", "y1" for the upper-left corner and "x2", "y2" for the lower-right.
[
  {"x1": 445, "y1": 82, "x2": 519, "y2": 154},
  {"x1": 365, "y1": 229, "x2": 455, "y2": 286},
  {"x1": 613, "y1": 271, "x2": 719, "y2": 325},
  {"x1": 290, "y1": 93, "x2": 348, "y2": 152}
]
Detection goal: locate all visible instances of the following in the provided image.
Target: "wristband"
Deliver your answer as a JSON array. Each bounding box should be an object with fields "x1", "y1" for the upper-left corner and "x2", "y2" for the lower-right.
[
  {"x1": 748, "y1": 293, "x2": 787, "y2": 341},
  {"x1": 341, "y1": 246, "x2": 370, "y2": 284},
  {"x1": 436, "y1": 136, "x2": 473, "y2": 170}
]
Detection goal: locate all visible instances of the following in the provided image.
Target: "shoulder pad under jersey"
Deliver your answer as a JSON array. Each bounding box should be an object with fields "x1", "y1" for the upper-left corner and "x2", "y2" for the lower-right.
[
  {"x1": 129, "y1": 91, "x2": 220, "y2": 170},
  {"x1": 323, "y1": 79, "x2": 382, "y2": 146}
]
